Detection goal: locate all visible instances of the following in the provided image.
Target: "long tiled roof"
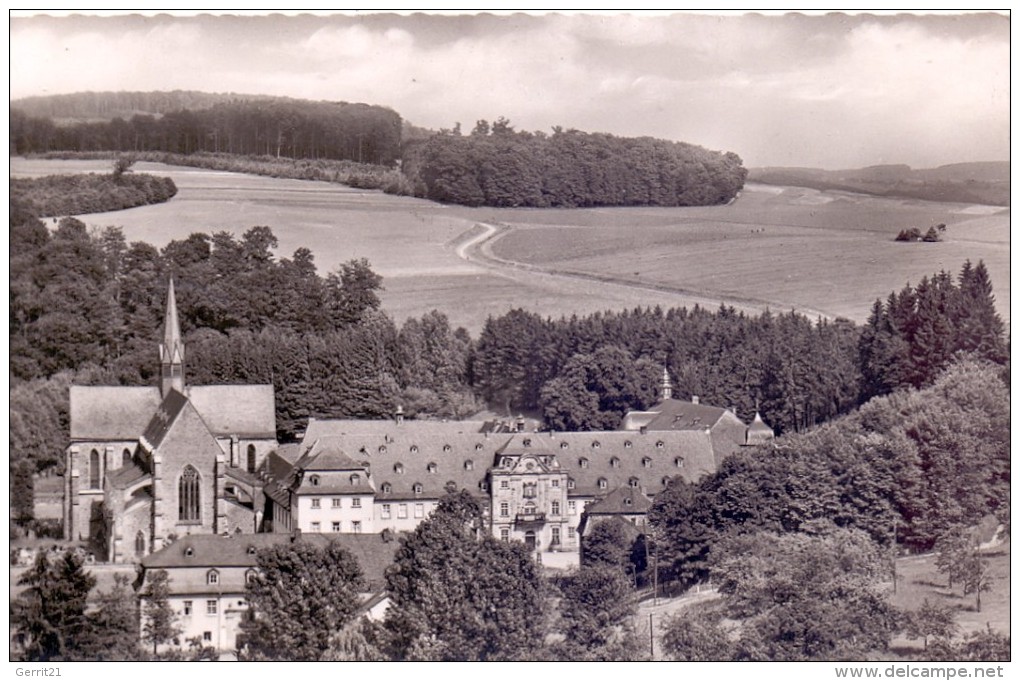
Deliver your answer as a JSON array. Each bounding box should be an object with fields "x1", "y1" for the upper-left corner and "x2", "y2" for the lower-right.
[
  {"x1": 304, "y1": 417, "x2": 488, "y2": 440},
  {"x1": 583, "y1": 487, "x2": 653, "y2": 515},
  {"x1": 283, "y1": 421, "x2": 718, "y2": 501},
  {"x1": 70, "y1": 386, "x2": 162, "y2": 440},
  {"x1": 141, "y1": 532, "x2": 400, "y2": 590},
  {"x1": 632, "y1": 398, "x2": 732, "y2": 431}
]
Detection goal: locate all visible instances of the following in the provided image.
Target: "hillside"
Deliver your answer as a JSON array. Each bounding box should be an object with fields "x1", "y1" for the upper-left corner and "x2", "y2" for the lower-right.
[
  {"x1": 748, "y1": 162, "x2": 1009, "y2": 206},
  {"x1": 12, "y1": 90, "x2": 300, "y2": 123}
]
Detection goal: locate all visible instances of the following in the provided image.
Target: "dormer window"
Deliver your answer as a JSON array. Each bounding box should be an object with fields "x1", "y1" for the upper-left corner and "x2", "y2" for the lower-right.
[
  {"x1": 674, "y1": 457, "x2": 684, "y2": 468},
  {"x1": 309, "y1": 475, "x2": 320, "y2": 487},
  {"x1": 642, "y1": 457, "x2": 652, "y2": 468},
  {"x1": 207, "y1": 569, "x2": 219, "y2": 585},
  {"x1": 410, "y1": 445, "x2": 419, "y2": 454},
  {"x1": 624, "y1": 497, "x2": 633, "y2": 506},
  {"x1": 629, "y1": 477, "x2": 640, "y2": 488},
  {"x1": 501, "y1": 457, "x2": 512, "y2": 468},
  {"x1": 246, "y1": 545, "x2": 257, "y2": 556},
  {"x1": 464, "y1": 460, "x2": 474, "y2": 471},
  {"x1": 559, "y1": 441, "x2": 569, "y2": 449},
  {"x1": 381, "y1": 482, "x2": 392, "y2": 494},
  {"x1": 656, "y1": 441, "x2": 665, "y2": 449},
  {"x1": 522, "y1": 438, "x2": 532, "y2": 447},
  {"x1": 350, "y1": 473, "x2": 361, "y2": 485},
  {"x1": 475, "y1": 443, "x2": 484, "y2": 451},
  {"x1": 427, "y1": 462, "x2": 437, "y2": 474},
  {"x1": 184, "y1": 546, "x2": 194, "y2": 557},
  {"x1": 478, "y1": 480, "x2": 488, "y2": 492},
  {"x1": 378, "y1": 445, "x2": 387, "y2": 454},
  {"x1": 579, "y1": 457, "x2": 589, "y2": 469},
  {"x1": 610, "y1": 457, "x2": 620, "y2": 468},
  {"x1": 624, "y1": 440, "x2": 633, "y2": 449},
  {"x1": 662, "y1": 476, "x2": 673, "y2": 487},
  {"x1": 597, "y1": 478, "x2": 608, "y2": 490},
  {"x1": 591, "y1": 441, "x2": 600, "y2": 449},
  {"x1": 567, "y1": 478, "x2": 575, "y2": 490},
  {"x1": 394, "y1": 463, "x2": 404, "y2": 474},
  {"x1": 245, "y1": 569, "x2": 257, "y2": 585},
  {"x1": 443, "y1": 444, "x2": 452, "y2": 453},
  {"x1": 412, "y1": 482, "x2": 423, "y2": 495}
]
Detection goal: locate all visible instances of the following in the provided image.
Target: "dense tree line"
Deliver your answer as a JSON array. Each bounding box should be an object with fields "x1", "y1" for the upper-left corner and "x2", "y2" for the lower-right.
[
  {"x1": 401, "y1": 120, "x2": 747, "y2": 207},
  {"x1": 858, "y1": 260, "x2": 1007, "y2": 400},
  {"x1": 11, "y1": 96, "x2": 402, "y2": 166},
  {"x1": 11, "y1": 166, "x2": 177, "y2": 217},
  {"x1": 476, "y1": 305, "x2": 861, "y2": 435}
]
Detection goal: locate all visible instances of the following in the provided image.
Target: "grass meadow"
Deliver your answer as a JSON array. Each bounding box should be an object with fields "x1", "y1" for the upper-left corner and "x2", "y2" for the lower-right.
[{"x1": 11, "y1": 159, "x2": 1009, "y2": 334}]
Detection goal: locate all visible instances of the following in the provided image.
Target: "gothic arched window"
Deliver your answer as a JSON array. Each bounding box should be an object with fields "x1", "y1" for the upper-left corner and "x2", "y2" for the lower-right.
[
  {"x1": 179, "y1": 465, "x2": 201, "y2": 522},
  {"x1": 89, "y1": 449, "x2": 100, "y2": 489},
  {"x1": 247, "y1": 444, "x2": 257, "y2": 473},
  {"x1": 135, "y1": 531, "x2": 146, "y2": 555},
  {"x1": 123, "y1": 448, "x2": 133, "y2": 466}
]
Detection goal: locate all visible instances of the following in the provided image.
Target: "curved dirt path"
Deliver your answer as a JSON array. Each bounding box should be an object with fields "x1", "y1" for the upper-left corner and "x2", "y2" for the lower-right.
[{"x1": 455, "y1": 221, "x2": 837, "y2": 321}]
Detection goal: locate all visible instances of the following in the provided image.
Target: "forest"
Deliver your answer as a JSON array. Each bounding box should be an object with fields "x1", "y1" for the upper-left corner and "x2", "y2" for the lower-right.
[
  {"x1": 10, "y1": 96, "x2": 403, "y2": 166},
  {"x1": 401, "y1": 120, "x2": 747, "y2": 207},
  {"x1": 10, "y1": 159, "x2": 177, "y2": 216}
]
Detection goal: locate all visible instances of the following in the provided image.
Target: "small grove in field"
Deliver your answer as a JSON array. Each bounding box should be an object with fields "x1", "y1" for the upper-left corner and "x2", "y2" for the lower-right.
[{"x1": 10, "y1": 161, "x2": 177, "y2": 217}]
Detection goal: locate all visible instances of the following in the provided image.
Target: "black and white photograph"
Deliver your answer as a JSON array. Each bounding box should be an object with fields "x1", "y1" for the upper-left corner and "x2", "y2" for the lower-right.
[{"x1": 8, "y1": 10, "x2": 1010, "y2": 671}]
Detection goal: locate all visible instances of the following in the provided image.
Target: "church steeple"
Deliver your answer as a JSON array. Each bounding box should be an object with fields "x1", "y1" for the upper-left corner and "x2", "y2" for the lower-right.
[
  {"x1": 661, "y1": 367, "x2": 673, "y2": 401},
  {"x1": 159, "y1": 277, "x2": 186, "y2": 396}
]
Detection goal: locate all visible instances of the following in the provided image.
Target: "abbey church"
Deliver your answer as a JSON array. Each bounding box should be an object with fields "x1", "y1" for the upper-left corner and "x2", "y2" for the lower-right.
[
  {"x1": 66, "y1": 280, "x2": 772, "y2": 565},
  {"x1": 64, "y1": 279, "x2": 278, "y2": 562}
]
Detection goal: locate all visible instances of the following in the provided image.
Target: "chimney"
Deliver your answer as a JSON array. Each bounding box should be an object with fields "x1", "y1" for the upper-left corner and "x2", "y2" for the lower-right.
[
  {"x1": 516, "y1": 415, "x2": 525, "y2": 432},
  {"x1": 639, "y1": 425, "x2": 648, "y2": 435},
  {"x1": 692, "y1": 395, "x2": 699, "y2": 405},
  {"x1": 394, "y1": 405, "x2": 404, "y2": 425}
]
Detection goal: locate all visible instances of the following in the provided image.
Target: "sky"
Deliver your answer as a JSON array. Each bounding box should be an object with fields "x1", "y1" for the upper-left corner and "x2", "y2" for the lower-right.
[{"x1": 8, "y1": 11, "x2": 1010, "y2": 169}]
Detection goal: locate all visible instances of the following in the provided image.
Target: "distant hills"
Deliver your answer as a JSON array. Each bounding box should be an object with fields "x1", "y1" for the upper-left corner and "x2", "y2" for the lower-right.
[{"x1": 748, "y1": 162, "x2": 1009, "y2": 206}]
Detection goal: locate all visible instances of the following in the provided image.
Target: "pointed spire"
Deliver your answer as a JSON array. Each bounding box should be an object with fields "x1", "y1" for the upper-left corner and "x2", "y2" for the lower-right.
[
  {"x1": 661, "y1": 367, "x2": 673, "y2": 401},
  {"x1": 159, "y1": 276, "x2": 186, "y2": 396}
]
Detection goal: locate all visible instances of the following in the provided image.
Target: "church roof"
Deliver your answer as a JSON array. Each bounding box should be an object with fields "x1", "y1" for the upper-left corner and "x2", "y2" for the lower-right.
[
  {"x1": 140, "y1": 389, "x2": 190, "y2": 450},
  {"x1": 70, "y1": 384, "x2": 276, "y2": 442},
  {"x1": 186, "y1": 385, "x2": 276, "y2": 438},
  {"x1": 107, "y1": 462, "x2": 148, "y2": 489},
  {"x1": 748, "y1": 412, "x2": 774, "y2": 433},
  {"x1": 70, "y1": 386, "x2": 162, "y2": 440}
]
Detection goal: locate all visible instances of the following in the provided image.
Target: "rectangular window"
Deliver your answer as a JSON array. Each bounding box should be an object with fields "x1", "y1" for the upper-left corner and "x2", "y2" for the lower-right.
[
  {"x1": 352, "y1": 521, "x2": 362, "y2": 533},
  {"x1": 414, "y1": 503, "x2": 425, "y2": 518},
  {"x1": 500, "y1": 528, "x2": 509, "y2": 541},
  {"x1": 382, "y1": 504, "x2": 391, "y2": 519},
  {"x1": 332, "y1": 521, "x2": 341, "y2": 532},
  {"x1": 568, "y1": 527, "x2": 576, "y2": 539},
  {"x1": 206, "y1": 600, "x2": 217, "y2": 615},
  {"x1": 500, "y1": 480, "x2": 509, "y2": 489},
  {"x1": 311, "y1": 498, "x2": 321, "y2": 509},
  {"x1": 352, "y1": 498, "x2": 362, "y2": 509},
  {"x1": 332, "y1": 498, "x2": 342, "y2": 508},
  {"x1": 568, "y1": 501, "x2": 577, "y2": 515},
  {"x1": 183, "y1": 601, "x2": 193, "y2": 616},
  {"x1": 551, "y1": 479, "x2": 559, "y2": 488},
  {"x1": 310, "y1": 521, "x2": 321, "y2": 532},
  {"x1": 500, "y1": 502, "x2": 509, "y2": 517},
  {"x1": 398, "y1": 504, "x2": 408, "y2": 519},
  {"x1": 551, "y1": 501, "x2": 560, "y2": 516},
  {"x1": 203, "y1": 632, "x2": 212, "y2": 642},
  {"x1": 551, "y1": 527, "x2": 561, "y2": 545}
]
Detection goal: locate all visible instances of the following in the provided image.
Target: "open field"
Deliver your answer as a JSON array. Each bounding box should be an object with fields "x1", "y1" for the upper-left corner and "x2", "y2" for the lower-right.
[{"x1": 11, "y1": 159, "x2": 1009, "y2": 333}]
